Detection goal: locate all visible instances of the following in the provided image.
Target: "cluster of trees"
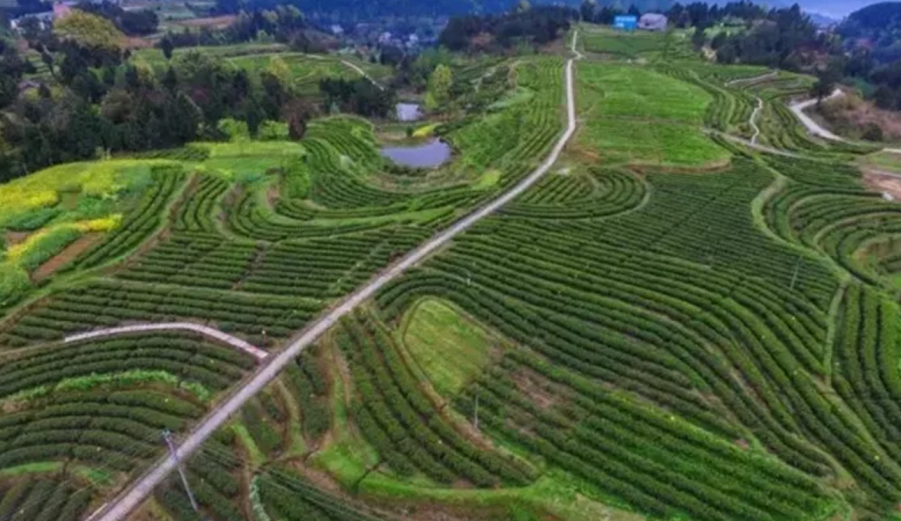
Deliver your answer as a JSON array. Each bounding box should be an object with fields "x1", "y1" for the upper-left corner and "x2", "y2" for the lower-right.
[
  {"x1": 664, "y1": 2, "x2": 901, "y2": 115},
  {"x1": 832, "y1": 2, "x2": 901, "y2": 111},
  {"x1": 710, "y1": 5, "x2": 823, "y2": 70},
  {"x1": 666, "y1": 1, "x2": 766, "y2": 28},
  {"x1": 837, "y1": 2, "x2": 901, "y2": 64},
  {"x1": 0, "y1": 0, "x2": 50, "y2": 19},
  {"x1": 74, "y1": 1, "x2": 159, "y2": 36},
  {"x1": 160, "y1": 6, "x2": 330, "y2": 53},
  {"x1": 0, "y1": 6, "x2": 378, "y2": 183},
  {"x1": 319, "y1": 77, "x2": 395, "y2": 117},
  {"x1": 438, "y1": 4, "x2": 576, "y2": 52},
  {"x1": 580, "y1": 2, "x2": 641, "y2": 25}
]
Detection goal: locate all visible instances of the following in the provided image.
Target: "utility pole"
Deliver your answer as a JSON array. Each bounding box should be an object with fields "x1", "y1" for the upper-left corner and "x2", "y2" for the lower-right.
[
  {"x1": 163, "y1": 430, "x2": 199, "y2": 512},
  {"x1": 789, "y1": 258, "x2": 801, "y2": 292}
]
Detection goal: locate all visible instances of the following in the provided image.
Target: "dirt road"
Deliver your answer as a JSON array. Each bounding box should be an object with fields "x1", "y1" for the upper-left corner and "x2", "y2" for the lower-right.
[
  {"x1": 789, "y1": 89, "x2": 845, "y2": 142},
  {"x1": 341, "y1": 60, "x2": 385, "y2": 91},
  {"x1": 65, "y1": 323, "x2": 269, "y2": 361},
  {"x1": 88, "y1": 31, "x2": 584, "y2": 521}
]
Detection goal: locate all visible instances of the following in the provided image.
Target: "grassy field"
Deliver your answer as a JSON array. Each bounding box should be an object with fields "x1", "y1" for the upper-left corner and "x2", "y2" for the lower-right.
[
  {"x1": 401, "y1": 298, "x2": 499, "y2": 397},
  {"x1": 581, "y1": 26, "x2": 693, "y2": 61},
  {"x1": 577, "y1": 62, "x2": 729, "y2": 166},
  {"x1": 860, "y1": 149, "x2": 901, "y2": 173},
  {"x1": 135, "y1": 46, "x2": 390, "y2": 95}
]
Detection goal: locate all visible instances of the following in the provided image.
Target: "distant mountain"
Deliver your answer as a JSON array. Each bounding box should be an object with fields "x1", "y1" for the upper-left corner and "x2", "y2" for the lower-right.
[
  {"x1": 839, "y1": 1, "x2": 901, "y2": 29},
  {"x1": 793, "y1": 0, "x2": 884, "y2": 18},
  {"x1": 807, "y1": 12, "x2": 840, "y2": 26}
]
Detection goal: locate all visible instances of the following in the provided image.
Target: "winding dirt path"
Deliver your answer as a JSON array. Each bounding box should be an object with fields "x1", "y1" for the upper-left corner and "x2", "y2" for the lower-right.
[
  {"x1": 64, "y1": 323, "x2": 268, "y2": 361},
  {"x1": 341, "y1": 60, "x2": 385, "y2": 91},
  {"x1": 789, "y1": 89, "x2": 845, "y2": 142},
  {"x1": 725, "y1": 70, "x2": 777, "y2": 87},
  {"x1": 88, "y1": 31, "x2": 584, "y2": 521},
  {"x1": 749, "y1": 97, "x2": 763, "y2": 145}
]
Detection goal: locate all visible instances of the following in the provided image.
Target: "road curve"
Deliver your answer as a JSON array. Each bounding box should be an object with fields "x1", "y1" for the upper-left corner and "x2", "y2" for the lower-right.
[
  {"x1": 65, "y1": 323, "x2": 269, "y2": 361},
  {"x1": 341, "y1": 60, "x2": 385, "y2": 91},
  {"x1": 749, "y1": 97, "x2": 763, "y2": 145},
  {"x1": 789, "y1": 89, "x2": 845, "y2": 142},
  {"x1": 88, "y1": 31, "x2": 583, "y2": 521}
]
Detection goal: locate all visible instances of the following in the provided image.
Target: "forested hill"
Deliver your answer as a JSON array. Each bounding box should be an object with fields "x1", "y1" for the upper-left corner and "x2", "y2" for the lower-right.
[
  {"x1": 837, "y1": 2, "x2": 901, "y2": 63},
  {"x1": 839, "y1": 0, "x2": 901, "y2": 29}
]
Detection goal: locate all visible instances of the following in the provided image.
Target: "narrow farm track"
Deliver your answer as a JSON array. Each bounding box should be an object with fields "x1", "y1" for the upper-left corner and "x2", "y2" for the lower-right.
[
  {"x1": 88, "y1": 31, "x2": 583, "y2": 521},
  {"x1": 724, "y1": 70, "x2": 777, "y2": 87},
  {"x1": 750, "y1": 97, "x2": 763, "y2": 145},
  {"x1": 64, "y1": 323, "x2": 269, "y2": 361},
  {"x1": 787, "y1": 91, "x2": 901, "y2": 157},
  {"x1": 341, "y1": 60, "x2": 385, "y2": 91}
]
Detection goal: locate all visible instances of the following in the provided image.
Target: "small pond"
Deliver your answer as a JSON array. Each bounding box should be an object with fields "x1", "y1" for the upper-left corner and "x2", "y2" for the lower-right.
[
  {"x1": 380, "y1": 139, "x2": 452, "y2": 169},
  {"x1": 396, "y1": 102, "x2": 423, "y2": 122}
]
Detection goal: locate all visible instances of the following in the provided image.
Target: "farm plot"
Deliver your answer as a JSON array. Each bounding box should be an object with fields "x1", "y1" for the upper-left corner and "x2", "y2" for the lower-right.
[
  {"x1": 660, "y1": 65, "x2": 757, "y2": 134},
  {"x1": 739, "y1": 77, "x2": 879, "y2": 157},
  {"x1": 576, "y1": 62, "x2": 729, "y2": 167},
  {"x1": 762, "y1": 155, "x2": 901, "y2": 286},
  {"x1": 0, "y1": 476, "x2": 91, "y2": 521},
  {"x1": 367, "y1": 151, "x2": 901, "y2": 518},
  {"x1": 334, "y1": 311, "x2": 531, "y2": 487},
  {"x1": 581, "y1": 27, "x2": 692, "y2": 62},
  {"x1": 0, "y1": 160, "x2": 187, "y2": 310},
  {"x1": 450, "y1": 57, "x2": 566, "y2": 179},
  {"x1": 0, "y1": 331, "x2": 255, "y2": 517},
  {"x1": 55, "y1": 30, "x2": 901, "y2": 521}
]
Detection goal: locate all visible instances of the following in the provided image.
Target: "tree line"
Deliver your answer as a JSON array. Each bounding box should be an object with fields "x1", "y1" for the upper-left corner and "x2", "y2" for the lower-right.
[
  {"x1": 0, "y1": 7, "x2": 395, "y2": 183},
  {"x1": 675, "y1": 2, "x2": 901, "y2": 112},
  {"x1": 438, "y1": 4, "x2": 576, "y2": 53}
]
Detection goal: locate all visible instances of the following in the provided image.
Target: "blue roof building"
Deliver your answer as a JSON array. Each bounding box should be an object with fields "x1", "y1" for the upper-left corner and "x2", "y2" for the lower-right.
[{"x1": 614, "y1": 15, "x2": 638, "y2": 32}]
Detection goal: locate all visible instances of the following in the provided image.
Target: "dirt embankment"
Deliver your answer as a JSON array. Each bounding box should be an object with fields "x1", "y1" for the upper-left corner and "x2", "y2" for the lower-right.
[
  {"x1": 816, "y1": 93, "x2": 901, "y2": 143},
  {"x1": 864, "y1": 172, "x2": 901, "y2": 201},
  {"x1": 32, "y1": 233, "x2": 102, "y2": 282}
]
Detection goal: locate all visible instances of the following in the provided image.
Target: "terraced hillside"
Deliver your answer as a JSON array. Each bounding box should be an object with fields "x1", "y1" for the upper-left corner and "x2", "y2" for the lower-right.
[
  {"x1": 5, "y1": 23, "x2": 901, "y2": 521},
  {"x1": 0, "y1": 51, "x2": 569, "y2": 521}
]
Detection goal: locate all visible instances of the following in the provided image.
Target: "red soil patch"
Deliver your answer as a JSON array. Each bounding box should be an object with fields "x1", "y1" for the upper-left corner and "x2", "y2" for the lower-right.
[
  {"x1": 510, "y1": 366, "x2": 564, "y2": 410},
  {"x1": 864, "y1": 172, "x2": 901, "y2": 202},
  {"x1": 4, "y1": 231, "x2": 29, "y2": 246},
  {"x1": 32, "y1": 233, "x2": 102, "y2": 282}
]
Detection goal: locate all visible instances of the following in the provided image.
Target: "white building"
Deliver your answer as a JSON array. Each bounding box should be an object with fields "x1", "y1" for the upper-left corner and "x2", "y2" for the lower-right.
[{"x1": 639, "y1": 13, "x2": 668, "y2": 31}]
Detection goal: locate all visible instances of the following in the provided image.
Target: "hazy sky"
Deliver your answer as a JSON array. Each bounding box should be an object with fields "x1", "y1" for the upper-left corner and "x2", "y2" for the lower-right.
[{"x1": 795, "y1": 0, "x2": 887, "y2": 18}]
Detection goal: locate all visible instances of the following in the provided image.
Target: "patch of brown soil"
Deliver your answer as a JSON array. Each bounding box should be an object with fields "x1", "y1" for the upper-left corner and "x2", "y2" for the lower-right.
[
  {"x1": 820, "y1": 94, "x2": 901, "y2": 142},
  {"x1": 510, "y1": 365, "x2": 564, "y2": 410},
  {"x1": 4, "y1": 231, "x2": 29, "y2": 246},
  {"x1": 266, "y1": 182, "x2": 281, "y2": 208},
  {"x1": 32, "y1": 233, "x2": 103, "y2": 282},
  {"x1": 173, "y1": 15, "x2": 237, "y2": 29},
  {"x1": 569, "y1": 142, "x2": 603, "y2": 162},
  {"x1": 864, "y1": 172, "x2": 901, "y2": 201}
]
